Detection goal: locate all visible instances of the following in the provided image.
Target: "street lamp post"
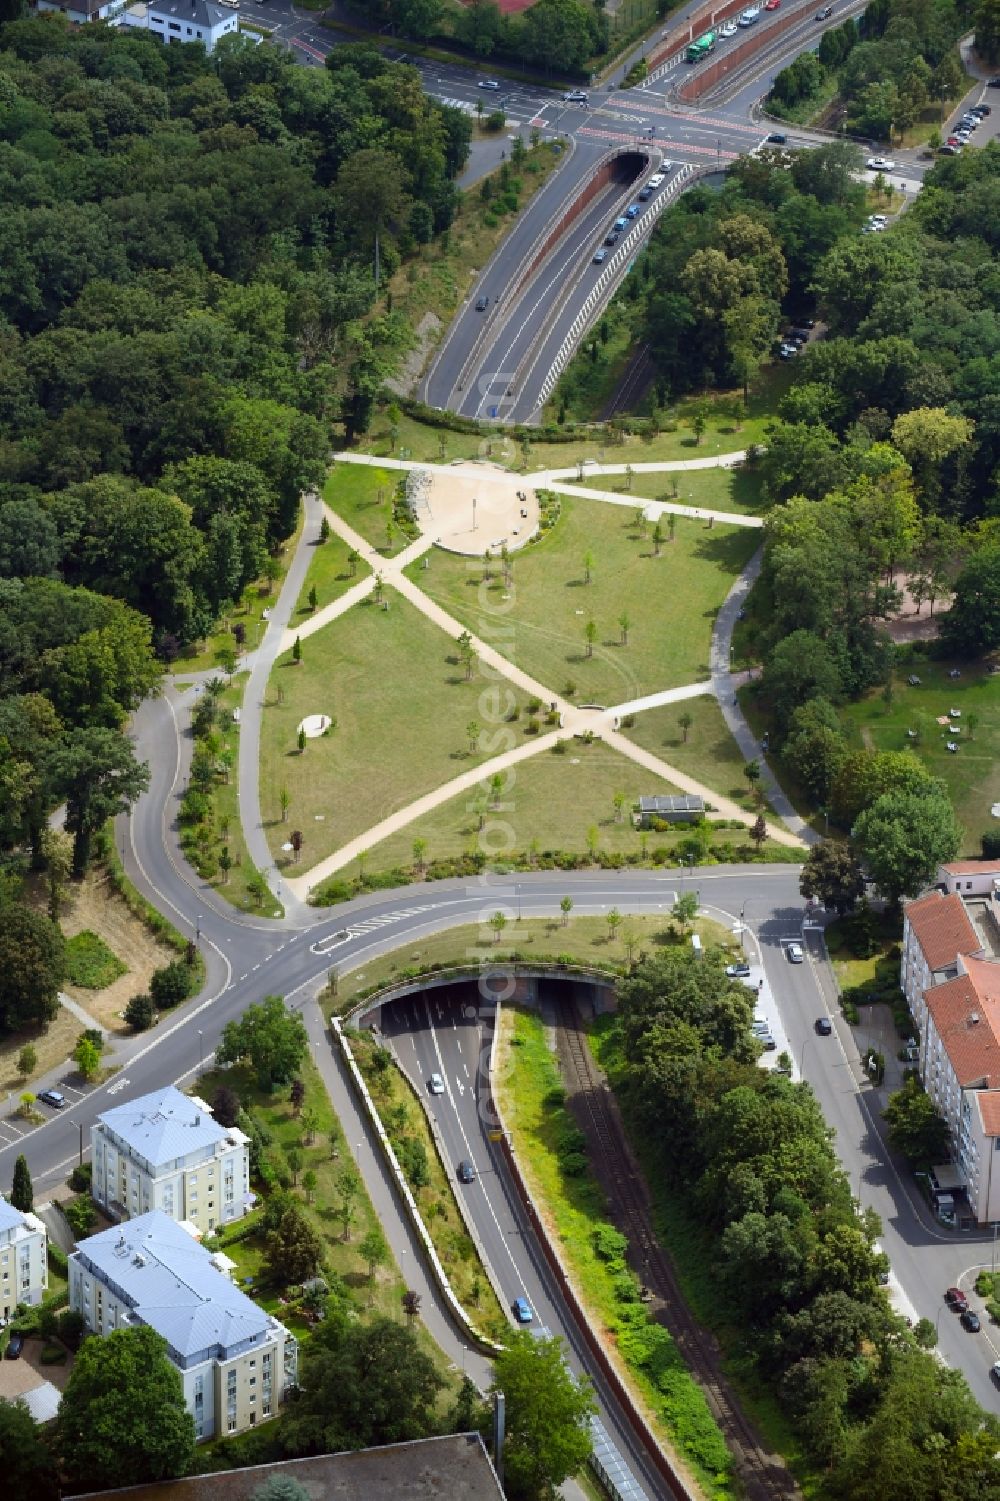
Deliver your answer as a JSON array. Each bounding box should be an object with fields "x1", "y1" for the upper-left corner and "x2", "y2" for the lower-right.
[
  {"x1": 472, "y1": 497, "x2": 478, "y2": 532},
  {"x1": 198, "y1": 1030, "x2": 204, "y2": 1066}
]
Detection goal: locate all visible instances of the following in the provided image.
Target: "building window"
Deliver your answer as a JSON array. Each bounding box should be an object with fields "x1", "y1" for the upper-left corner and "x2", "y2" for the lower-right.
[{"x1": 228, "y1": 1417, "x2": 237, "y2": 1433}]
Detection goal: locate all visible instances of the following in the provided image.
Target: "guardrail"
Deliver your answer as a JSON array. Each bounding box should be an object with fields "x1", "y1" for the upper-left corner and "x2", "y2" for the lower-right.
[
  {"x1": 533, "y1": 163, "x2": 702, "y2": 415},
  {"x1": 331, "y1": 1016, "x2": 503, "y2": 1357}
]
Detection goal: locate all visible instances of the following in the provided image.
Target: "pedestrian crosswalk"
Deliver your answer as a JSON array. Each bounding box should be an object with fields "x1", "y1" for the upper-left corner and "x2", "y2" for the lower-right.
[
  {"x1": 310, "y1": 903, "x2": 440, "y2": 955},
  {"x1": 434, "y1": 94, "x2": 536, "y2": 125}
]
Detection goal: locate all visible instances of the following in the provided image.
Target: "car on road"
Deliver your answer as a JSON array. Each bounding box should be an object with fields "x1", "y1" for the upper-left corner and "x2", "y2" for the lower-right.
[
  {"x1": 726, "y1": 961, "x2": 752, "y2": 977},
  {"x1": 756, "y1": 1033, "x2": 777, "y2": 1050},
  {"x1": 816, "y1": 4, "x2": 833, "y2": 16},
  {"x1": 866, "y1": 156, "x2": 896, "y2": 171},
  {"x1": 738, "y1": 6, "x2": 761, "y2": 23},
  {"x1": 992, "y1": 1359, "x2": 1000, "y2": 1384},
  {"x1": 37, "y1": 1089, "x2": 65, "y2": 1109},
  {"x1": 513, "y1": 1297, "x2": 534, "y2": 1323},
  {"x1": 564, "y1": 90, "x2": 588, "y2": 104},
  {"x1": 625, "y1": 202, "x2": 641, "y2": 218},
  {"x1": 478, "y1": 79, "x2": 500, "y2": 90},
  {"x1": 428, "y1": 1073, "x2": 444, "y2": 1095},
  {"x1": 457, "y1": 1160, "x2": 476, "y2": 1183},
  {"x1": 647, "y1": 173, "x2": 665, "y2": 188},
  {"x1": 475, "y1": 295, "x2": 488, "y2": 312},
  {"x1": 604, "y1": 230, "x2": 620, "y2": 246},
  {"x1": 764, "y1": 0, "x2": 780, "y2": 9},
  {"x1": 960, "y1": 1309, "x2": 981, "y2": 1332},
  {"x1": 945, "y1": 1286, "x2": 969, "y2": 1310},
  {"x1": 5, "y1": 1333, "x2": 23, "y2": 1359},
  {"x1": 719, "y1": 20, "x2": 738, "y2": 35},
  {"x1": 638, "y1": 186, "x2": 653, "y2": 200},
  {"x1": 593, "y1": 248, "x2": 608, "y2": 264},
  {"x1": 766, "y1": 131, "x2": 787, "y2": 144},
  {"x1": 613, "y1": 215, "x2": 628, "y2": 231},
  {"x1": 787, "y1": 942, "x2": 805, "y2": 963},
  {"x1": 815, "y1": 1016, "x2": 833, "y2": 1036}
]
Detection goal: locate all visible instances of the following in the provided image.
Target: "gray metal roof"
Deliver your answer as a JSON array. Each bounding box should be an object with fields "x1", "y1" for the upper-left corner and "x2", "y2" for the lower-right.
[
  {"x1": 130, "y1": 0, "x2": 237, "y2": 26},
  {"x1": 75, "y1": 1212, "x2": 274, "y2": 1361},
  {"x1": 96, "y1": 1087, "x2": 229, "y2": 1167},
  {"x1": 0, "y1": 1198, "x2": 28, "y2": 1235},
  {"x1": 638, "y1": 794, "x2": 704, "y2": 812}
]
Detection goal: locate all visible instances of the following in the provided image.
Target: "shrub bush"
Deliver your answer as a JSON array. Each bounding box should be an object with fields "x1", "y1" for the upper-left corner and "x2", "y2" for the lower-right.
[{"x1": 69, "y1": 1161, "x2": 92, "y2": 1193}]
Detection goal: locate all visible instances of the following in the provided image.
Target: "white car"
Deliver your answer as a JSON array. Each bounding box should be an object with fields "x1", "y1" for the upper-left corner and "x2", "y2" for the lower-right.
[
  {"x1": 866, "y1": 156, "x2": 896, "y2": 171},
  {"x1": 478, "y1": 79, "x2": 501, "y2": 90},
  {"x1": 428, "y1": 1072, "x2": 444, "y2": 1095},
  {"x1": 719, "y1": 20, "x2": 738, "y2": 35},
  {"x1": 647, "y1": 173, "x2": 665, "y2": 188},
  {"x1": 787, "y1": 942, "x2": 805, "y2": 964}
]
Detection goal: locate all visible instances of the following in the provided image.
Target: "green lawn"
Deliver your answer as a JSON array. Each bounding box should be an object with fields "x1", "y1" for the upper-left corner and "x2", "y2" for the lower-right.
[
  {"x1": 259, "y1": 594, "x2": 531, "y2": 871},
  {"x1": 592, "y1": 465, "x2": 767, "y2": 517},
  {"x1": 293, "y1": 527, "x2": 369, "y2": 619},
  {"x1": 838, "y1": 650, "x2": 1000, "y2": 853},
  {"x1": 323, "y1": 463, "x2": 411, "y2": 558},
  {"x1": 623, "y1": 697, "x2": 758, "y2": 812},
  {"x1": 406, "y1": 495, "x2": 758, "y2": 705},
  {"x1": 332, "y1": 740, "x2": 683, "y2": 877},
  {"x1": 64, "y1": 931, "x2": 127, "y2": 990},
  {"x1": 497, "y1": 1007, "x2": 735, "y2": 1496}
]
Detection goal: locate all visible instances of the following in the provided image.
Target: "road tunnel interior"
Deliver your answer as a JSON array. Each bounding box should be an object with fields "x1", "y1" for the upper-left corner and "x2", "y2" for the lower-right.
[
  {"x1": 364, "y1": 972, "x2": 612, "y2": 1041},
  {"x1": 611, "y1": 150, "x2": 652, "y2": 186}
]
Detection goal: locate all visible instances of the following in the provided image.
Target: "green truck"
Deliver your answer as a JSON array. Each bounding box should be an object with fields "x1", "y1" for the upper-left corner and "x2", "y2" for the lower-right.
[{"x1": 685, "y1": 31, "x2": 717, "y2": 62}]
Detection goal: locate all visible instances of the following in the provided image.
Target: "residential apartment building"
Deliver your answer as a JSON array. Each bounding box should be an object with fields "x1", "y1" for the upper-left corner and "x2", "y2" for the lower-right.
[
  {"x1": 91, "y1": 1086, "x2": 251, "y2": 1233},
  {"x1": 923, "y1": 959, "x2": 1000, "y2": 1224},
  {"x1": 0, "y1": 1197, "x2": 48, "y2": 1319},
  {"x1": 120, "y1": 0, "x2": 240, "y2": 55},
  {"x1": 900, "y1": 888, "x2": 983, "y2": 1036},
  {"x1": 69, "y1": 1212, "x2": 296, "y2": 1440}
]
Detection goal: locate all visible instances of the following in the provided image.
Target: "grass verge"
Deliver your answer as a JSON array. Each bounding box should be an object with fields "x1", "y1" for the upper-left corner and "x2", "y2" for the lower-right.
[
  {"x1": 497, "y1": 1006, "x2": 735, "y2": 1498},
  {"x1": 622, "y1": 697, "x2": 758, "y2": 812},
  {"x1": 600, "y1": 465, "x2": 767, "y2": 517},
  {"x1": 64, "y1": 931, "x2": 127, "y2": 990},
  {"x1": 293, "y1": 525, "x2": 369, "y2": 618},
  {"x1": 348, "y1": 1028, "x2": 507, "y2": 1342},
  {"x1": 323, "y1": 463, "x2": 414, "y2": 558}
]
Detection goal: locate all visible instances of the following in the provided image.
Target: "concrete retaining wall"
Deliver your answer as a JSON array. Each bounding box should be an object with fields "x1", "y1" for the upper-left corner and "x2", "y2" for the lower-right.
[{"x1": 677, "y1": 4, "x2": 814, "y2": 101}]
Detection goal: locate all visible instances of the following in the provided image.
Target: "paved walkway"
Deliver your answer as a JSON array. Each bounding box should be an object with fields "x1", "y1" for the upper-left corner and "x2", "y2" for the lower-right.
[
  {"x1": 709, "y1": 547, "x2": 818, "y2": 846},
  {"x1": 608, "y1": 681, "x2": 712, "y2": 718},
  {"x1": 59, "y1": 991, "x2": 105, "y2": 1035},
  {"x1": 540, "y1": 452, "x2": 747, "y2": 479},
  {"x1": 238, "y1": 491, "x2": 325, "y2": 920},
  {"x1": 544, "y1": 479, "x2": 763, "y2": 529}
]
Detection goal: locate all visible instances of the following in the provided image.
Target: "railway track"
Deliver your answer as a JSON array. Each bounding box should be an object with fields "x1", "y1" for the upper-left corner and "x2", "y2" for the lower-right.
[{"x1": 553, "y1": 988, "x2": 800, "y2": 1501}]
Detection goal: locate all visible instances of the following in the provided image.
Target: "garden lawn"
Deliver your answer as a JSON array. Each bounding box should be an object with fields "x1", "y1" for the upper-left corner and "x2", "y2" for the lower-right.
[
  {"x1": 327, "y1": 912, "x2": 735, "y2": 1014},
  {"x1": 323, "y1": 463, "x2": 411, "y2": 557},
  {"x1": 623, "y1": 697, "x2": 757, "y2": 811},
  {"x1": 336, "y1": 740, "x2": 683, "y2": 875},
  {"x1": 838, "y1": 651, "x2": 1000, "y2": 854},
  {"x1": 64, "y1": 931, "x2": 126, "y2": 990},
  {"x1": 406, "y1": 495, "x2": 758, "y2": 704},
  {"x1": 293, "y1": 527, "x2": 368, "y2": 618},
  {"x1": 496, "y1": 1007, "x2": 734, "y2": 1497},
  {"x1": 259, "y1": 594, "x2": 530, "y2": 870},
  {"x1": 598, "y1": 464, "x2": 767, "y2": 517}
]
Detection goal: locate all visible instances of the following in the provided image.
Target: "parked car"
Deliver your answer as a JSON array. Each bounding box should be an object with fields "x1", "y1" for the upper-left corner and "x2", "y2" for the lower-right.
[
  {"x1": 787, "y1": 942, "x2": 805, "y2": 963},
  {"x1": 939, "y1": 143, "x2": 961, "y2": 154},
  {"x1": 992, "y1": 1359, "x2": 1000, "y2": 1384},
  {"x1": 815, "y1": 1016, "x2": 833, "y2": 1036},
  {"x1": 757, "y1": 1034, "x2": 777, "y2": 1051},
  {"x1": 961, "y1": 1309, "x2": 981, "y2": 1332},
  {"x1": 37, "y1": 1089, "x2": 65, "y2": 1109},
  {"x1": 726, "y1": 962, "x2": 752, "y2": 977},
  {"x1": 5, "y1": 1333, "x2": 24, "y2": 1359},
  {"x1": 457, "y1": 1160, "x2": 476, "y2": 1183},
  {"x1": 428, "y1": 1072, "x2": 444, "y2": 1095},
  {"x1": 945, "y1": 1286, "x2": 969, "y2": 1311},
  {"x1": 593, "y1": 248, "x2": 607, "y2": 264},
  {"x1": 475, "y1": 294, "x2": 488, "y2": 312},
  {"x1": 866, "y1": 156, "x2": 896, "y2": 171},
  {"x1": 513, "y1": 1297, "x2": 534, "y2": 1323},
  {"x1": 779, "y1": 342, "x2": 799, "y2": 359},
  {"x1": 989, "y1": 77, "x2": 1000, "y2": 86},
  {"x1": 973, "y1": 103, "x2": 992, "y2": 116}
]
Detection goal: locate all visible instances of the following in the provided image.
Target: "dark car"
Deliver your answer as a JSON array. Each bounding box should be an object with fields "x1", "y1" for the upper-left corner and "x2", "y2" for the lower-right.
[
  {"x1": 815, "y1": 1016, "x2": 833, "y2": 1036},
  {"x1": 5, "y1": 1332, "x2": 23, "y2": 1359},
  {"x1": 974, "y1": 103, "x2": 992, "y2": 116},
  {"x1": 457, "y1": 1160, "x2": 476, "y2": 1184},
  {"x1": 988, "y1": 77, "x2": 1000, "y2": 86},
  {"x1": 604, "y1": 230, "x2": 620, "y2": 246},
  {"x1": 37, "y1": 1089, "x2": 65, "y2": 1109},
  {"x1": 766, "y1": 132, "x2": 787, "y2": 144},
  {"x1": 475, "y1": 295, "x2": 488, "y2": 312},
  {"x1": 946, "y1": 1286, "x2": 969, "y2": 1311},
  {"x1": 961, "y1": 1309, "x2": 981, "y2": 1332},
  {"x1": 816, "y1": 5, "x2": 833, "y2": 16}
]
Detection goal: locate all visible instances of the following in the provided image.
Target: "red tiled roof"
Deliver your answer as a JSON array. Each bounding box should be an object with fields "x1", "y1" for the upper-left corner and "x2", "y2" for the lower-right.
[
  {"x1": 941, "y1": 861, "x2": 1000, "y2": 876},
  {"x1": 904, "y1": 890, "x2": 981, "y2": 971},
  {"x1": 926, "y1": 959, "x2": 1000, "y2": 1088},
  {"x1": 977, "y1": 1091, "x2": 1000, "y2": 1138}
]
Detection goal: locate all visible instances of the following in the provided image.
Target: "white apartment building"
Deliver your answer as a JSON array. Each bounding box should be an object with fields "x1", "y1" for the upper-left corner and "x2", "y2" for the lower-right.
[
  {"x1": 69, "y1": 1212, "x2": 296, "y2": 1440},
  {"x1": 923, "y1": 959, "x2": 1000, "y2": 1224},
  {"x1": 91, "y1": 1086, "x2": 251, "y2": 1233},
  {"x1": 937, "y1": 858, "x2": 1000, "y2": 900},
  {"x1": 120, "y1": 0, "x2": 240, "y2": 53},
  {"x1": 900, "y1": 888, "x2": 983, "y2": 1036},
  {"x1": 0, "y1": 1198, "x2": 48, "y2": 1319}
]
